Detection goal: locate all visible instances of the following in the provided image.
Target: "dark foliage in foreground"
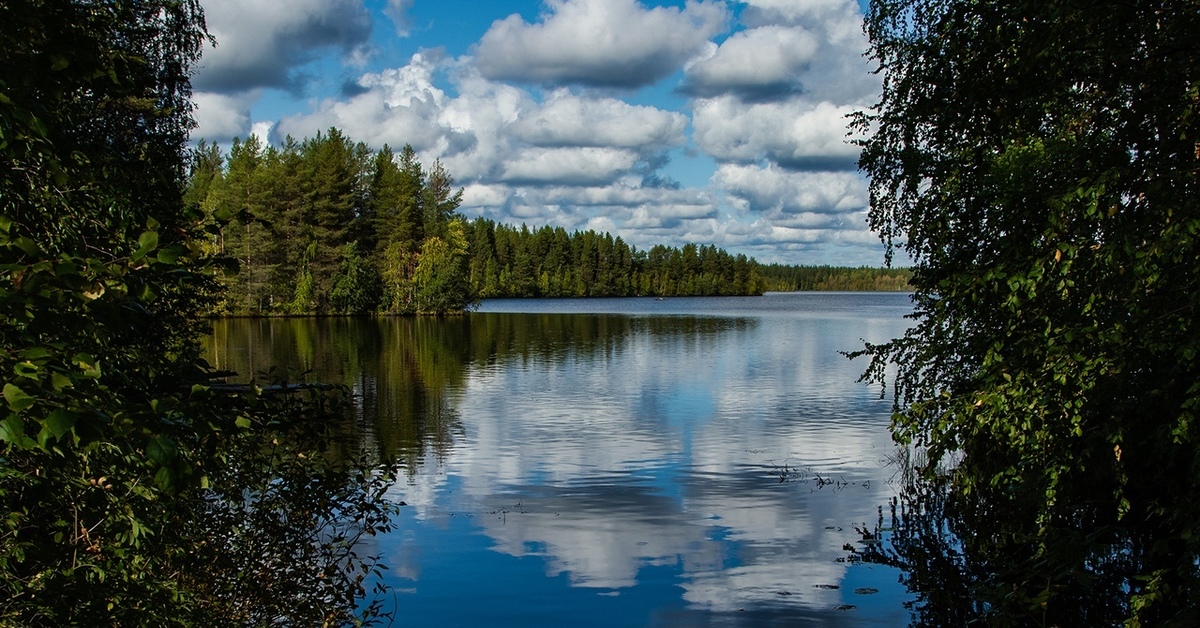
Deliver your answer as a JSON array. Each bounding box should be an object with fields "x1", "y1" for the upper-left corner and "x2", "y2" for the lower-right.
[
  {"x1": 853, "y1": 0, "x2": 1200, "y2": 624},
  {"x1": 1, "y1": 2, "x2": 399, "y2": 623}
]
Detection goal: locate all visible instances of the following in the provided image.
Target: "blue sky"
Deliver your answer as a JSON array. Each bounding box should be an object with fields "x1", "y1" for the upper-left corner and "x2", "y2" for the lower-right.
[{"x1": 191, "y1": 0, "x2": 887, "y2": 266}]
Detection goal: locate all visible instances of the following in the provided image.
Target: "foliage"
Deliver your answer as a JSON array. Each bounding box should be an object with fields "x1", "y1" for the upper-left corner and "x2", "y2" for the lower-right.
[
  {"x1": 413, "y1": 219, "x2": 472, "y2": 314},
  {"x1": 173, "y1": 384, "x2": 399, "y2": 626},
  {"x1": 206, "y1": 317, "x2": 472, "y2": 470},
  {"x1": 759, "y1": 264, "x2": 912, "y2": 292},
  {"x1": 462, "y1": 218, "x2": 771, "y2": 298},
  {"x1": 854, "y1": 0, "x2": 1200, "y2": 623},
  {"x1": 330, "y1": 242, "x2": 383, "y2": 315},
  {"x1": 187, "y1": 136, "x2": 474, "y2": 315},
  {"x1": 0, "y1": 1, "x2": 398, "y2": 623},
  {"x1": 852, "y1": 462, "x2": 1135, "y2": 627}
]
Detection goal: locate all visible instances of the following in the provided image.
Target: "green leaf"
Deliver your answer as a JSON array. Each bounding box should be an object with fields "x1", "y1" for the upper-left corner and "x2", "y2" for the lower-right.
[
  {"x1": 45, "y1": 409, "x2": 76, "y2": 438},
  {"x1": 0, "y1": 414, "x2": 28, "y2": 445},
  {"x1": 146, "y1": 435, "x2": 177, "y2": 465},
  {"x1": 153, "y1": 466, "x2": 174, "y2": 491},
  {"x1": 20, "y1": 347, "x2": 52, "y2": 360},
  {"x1": 213, "y1": 205, "x2": 237, "y2": 222},
  {"x1": 235, "y1": 416, "x2": 252, "y2": 429},
  {"x1": 26, "y1": 113, "x2": 48, "y2": 138},
  {"x1": 12, "y1": 236, "x2": 40, "y2": 256},
  {"x1": 3, "y1": 383, "x2": 35, "y2": 411},
  {"x1": 50, "y1": 372, "x2": 73, "y2": 391},
  {"x1": 156, "y1": 246, "x2": 180, "y2": 264},
  {"x1": 72, "y1": 353, "x2": 101, "y2": 378},
  {"x1": 133, "y1": 230, "x2": 159, "y2": 260},
  {"x1": 14, "y1": 361, "x2": 39, "y2": 378}
]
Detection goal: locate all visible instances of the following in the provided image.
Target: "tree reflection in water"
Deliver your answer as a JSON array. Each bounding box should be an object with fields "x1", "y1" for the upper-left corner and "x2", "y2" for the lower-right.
[
  {"x1": 205, "y1": 314, "x2": 751, "y2": 471},
  {"x1": 183, "y1": 391, "x2": 399, "y2": 624},
  {"x1": 200, "y1": 313, "x2": 757, "y2": 621},
  {"x1": 849, "y1": 449, "x2": 1197, "y2": 626}
]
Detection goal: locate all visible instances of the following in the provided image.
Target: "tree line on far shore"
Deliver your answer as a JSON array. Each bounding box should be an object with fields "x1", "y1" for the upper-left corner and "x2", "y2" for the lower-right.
[
  {"x1": 186, "y1": 130, "x2": 910, "y2": 316},
  {"x1": 759, "y1": 264, "x2": 912, "y2": 292},
  {"x1": 464, "y1": 220, "x2": 769, "y2": 299}
]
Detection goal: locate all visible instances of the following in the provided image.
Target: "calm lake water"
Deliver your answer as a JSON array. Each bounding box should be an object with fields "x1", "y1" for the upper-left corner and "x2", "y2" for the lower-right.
[{"x1": 205, "y1": 292, "x2": 916, "y2": 627}]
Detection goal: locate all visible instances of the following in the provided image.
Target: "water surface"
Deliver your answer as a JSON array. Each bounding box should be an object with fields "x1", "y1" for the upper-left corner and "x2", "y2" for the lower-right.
[{"x1": 205, "y1": 292, "x2": 915, "y2": 626}]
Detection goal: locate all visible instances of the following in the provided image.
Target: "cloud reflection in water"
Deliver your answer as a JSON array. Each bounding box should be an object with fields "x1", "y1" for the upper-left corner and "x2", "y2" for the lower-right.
[{"x1": 380, "y1": 294, "x2": 915, "y2": 625}]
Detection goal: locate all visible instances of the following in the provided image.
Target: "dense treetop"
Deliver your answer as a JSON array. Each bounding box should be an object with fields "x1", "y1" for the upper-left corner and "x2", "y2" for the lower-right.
[{"x1": 854, "y1": 0, "x2": 1200, "y2": 623}]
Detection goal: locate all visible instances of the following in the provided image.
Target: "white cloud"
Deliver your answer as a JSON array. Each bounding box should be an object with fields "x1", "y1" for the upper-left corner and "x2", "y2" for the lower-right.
[
  {"x1": 276, "y1": 56, "x2": 692, "y2": 191},
  {"x1": 195, "y1": 0, "x2": 372, "y2": 92},
  {"x1": 694, "y1": 97, "x2": 861, "y2": 169},
  {"x1": 249, "y1": 121, "x2": 274, "y2": 147},
  {"x1": 741, "y1": 0, "x2": 863, "y2": 29},
  {"x1": 682, "y1": 25, "x2": 819, "y2": 98},
  {"x1": 459, "y1": 184, "x2": 722, "y2": 248},
  {"x1": 622, "y1": 203, "x2": 720, "y2": 229},
  {"x1": 274, "y1": 53, "x2": 467, "y2": 154},
  {"x1": 191, "y1": 90, "x2": 255, "y2": 141},
  {"x1": 533, "y1": 185, "x2": 714, "y2": 209},
  {"x1": 714, "y1": 163, "x2": 868, "y2": 215},
  {"x1": 190, "y1": 0, "x2": 890, "y2": 266},
  {"x1": 512, "y1": 90, "x2": 687, "y2": 149},
  {"x1": 475, "y1": 0, "x2": 728, "y2": 88},
  {"x1": 683, "y1": 0, "x2": 876, "y2": 104},
  {"x1": 460, "y1": 183, "x2": 513, "y2": 209},
  {"x1": 500, "y1": 147, "x2": 640, "y2": 185}
]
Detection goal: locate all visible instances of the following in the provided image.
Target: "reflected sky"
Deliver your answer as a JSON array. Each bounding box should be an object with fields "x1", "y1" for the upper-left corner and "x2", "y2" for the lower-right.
[
  {"x1": 377, "y1": 293, "x2": 914, "y2": 626},
  {"x1": 206, "y1": 293, "x2": 916, "y2": 626}
]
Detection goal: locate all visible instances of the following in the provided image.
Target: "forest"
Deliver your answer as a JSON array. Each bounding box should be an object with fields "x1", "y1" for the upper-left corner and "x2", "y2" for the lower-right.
[
  {"x1": 758, "y1": 263, "x2": 912, "y2": 292},
  {"x1": 185, "y1": 132, "x2": 910, "y2": 316}
]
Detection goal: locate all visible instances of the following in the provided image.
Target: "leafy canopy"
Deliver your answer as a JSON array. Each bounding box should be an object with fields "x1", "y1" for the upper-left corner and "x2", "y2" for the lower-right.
[
  {"x1": 1, "y1": 2, "x2": 397, "y2": 624},
  {"x1": 854, "y1": 0, "x2": 1200, "y2": 623}
]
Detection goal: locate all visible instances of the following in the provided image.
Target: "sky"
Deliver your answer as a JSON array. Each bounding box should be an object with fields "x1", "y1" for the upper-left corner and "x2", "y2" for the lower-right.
[{"x1": 190, "y1": 0, "x2": 888, "y2": 267}]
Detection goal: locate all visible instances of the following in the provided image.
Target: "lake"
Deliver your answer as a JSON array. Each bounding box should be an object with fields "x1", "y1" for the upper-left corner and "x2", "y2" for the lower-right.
[{"x1": 204, "y1": 292, "x2": 916, "y2": 627}]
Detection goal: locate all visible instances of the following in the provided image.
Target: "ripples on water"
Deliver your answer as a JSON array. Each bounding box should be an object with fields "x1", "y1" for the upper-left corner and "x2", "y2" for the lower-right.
[{"x1": 206, "y1": 292, "x2": 916, "y2": 626}]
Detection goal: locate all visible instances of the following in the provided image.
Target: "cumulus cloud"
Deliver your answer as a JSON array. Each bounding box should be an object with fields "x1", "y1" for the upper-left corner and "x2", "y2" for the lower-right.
[
  {"x1": 740, "y1": 0, "x2": 861, "y2": 30},
  {"x1": 694, "y1": 97, "x2": 862, "y2": 170},
  {"x1": 500, "y1": 147, "x2": 640, "y2": 186},
  {"x1": 274, "y1": 53, "x2": 474, "y2": 156},
  {"x1": 276, "y1": 54, "x2": 693, "y2": 193},
  {"x1": 622, "y1": 203, "x2": 720, "y2": 229},
  {"x1": 519, "y1": 185, "x2": 715, "y2": 210},
  {"x1": 459, "y1": 184, "x2": 721, "y2": 246},
  {"x1": 512, "y1": 90, "x2": 687, "y2": 149},
  {"x1": 681, "y1": 25, "x2": 819, "y2": 100},
  {"x1": 683, "y1": 0, "x2": 875, "y2": 104},
  {"x1": 475, "y1": 0, "x2": 728, "y2": 88},
  {"x1": 191, "y1": 90, "x2": 256, "y2": 141},
  {"x1": 705, "y1": 163, "x2": 884, "y2": 261},
  {"x1": 460, "y1": 183, "x2": 513, "y2": 209},
  {"x1": 714, "y1": 163, "x2": 867, "y2": 216},
  {"x1": 194, "y1": 0, "x2": 372, "y2": 92},
  {"x1": 249, "y1": 121, "x2": 274, "y2": 147},
  {"x1": 676, "y1": 0, "x2": 881, "y2": 263}
]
